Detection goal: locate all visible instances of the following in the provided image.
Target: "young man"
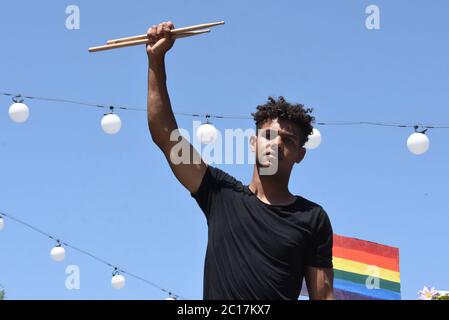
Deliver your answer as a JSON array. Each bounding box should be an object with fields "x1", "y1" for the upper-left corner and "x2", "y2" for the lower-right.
[{"x1": 147, "y1": 21, "x2": 334, "y2": 300}]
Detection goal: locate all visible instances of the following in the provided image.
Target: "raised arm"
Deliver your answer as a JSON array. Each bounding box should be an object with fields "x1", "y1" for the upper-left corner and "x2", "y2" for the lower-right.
[{"x1": 147, "y1": 21, "x2": 207, "y2": 194}]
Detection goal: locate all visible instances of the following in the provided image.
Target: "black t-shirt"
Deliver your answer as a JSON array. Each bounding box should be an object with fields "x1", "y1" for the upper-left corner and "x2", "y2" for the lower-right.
[{"x1": 191, "y1": 165, "x2": 333, "y2": 300}]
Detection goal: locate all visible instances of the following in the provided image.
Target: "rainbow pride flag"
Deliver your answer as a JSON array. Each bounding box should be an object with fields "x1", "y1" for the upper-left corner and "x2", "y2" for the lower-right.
[
  {"x1": 301, "y1": 234, "x2": 401, "y2": 300},
  {"x1": 333, "y1": 234, "x2": 401, "y2": 300}
]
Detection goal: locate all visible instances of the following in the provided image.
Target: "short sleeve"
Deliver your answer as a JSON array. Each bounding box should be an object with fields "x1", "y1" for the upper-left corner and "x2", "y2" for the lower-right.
[
  {"x1": 190, "y1": 165, "x2": 238, "y2": 220},
  {"x1": 305, "y1": 207, "x2": 333, "y2": 268}
]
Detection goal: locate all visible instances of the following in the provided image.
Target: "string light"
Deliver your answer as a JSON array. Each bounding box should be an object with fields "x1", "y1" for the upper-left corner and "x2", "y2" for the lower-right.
[
  {"x1": 165, "y1": 293, "x2": 177, "y2": 300},
  {"x1": 0, "y1": 211, "x2": 185, "y2": 300},
  {"x1": 111, "y1": 268, "x2": 126, "y2": 289},
  {"x1": 3, "y1": 91, "x2": 449, "y2": 127},
  {"x1": 407, "y1": 126, "x2": 430, "y2": 155},
  {"x1": 0, "y1": 215, "x2": 5, "y2": 231},
  {"x1": 2, "y1": 92, "x2": 448, "y2": 154},
  {"x1": 101, "y1": 106, "x2": 122, "y2": 135},
  {"x1": 8, "y1": 95, "x2": 29, "y2": 123},
  {"x1": 50, "y1": 240, "x2": 66, "y2": 262},
  {"x1": 197, "y1": 115, "x2": 218, "y2": 144}
]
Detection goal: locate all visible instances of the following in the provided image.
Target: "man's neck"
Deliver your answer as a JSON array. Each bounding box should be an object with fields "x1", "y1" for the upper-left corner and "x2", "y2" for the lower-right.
[{"x1": 248, "y1": 165, "x2": 296, "y2": 206}]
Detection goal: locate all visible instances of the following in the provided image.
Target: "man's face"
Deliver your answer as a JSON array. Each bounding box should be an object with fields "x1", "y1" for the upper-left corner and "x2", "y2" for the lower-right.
[{"x1": 251, "y1": 118, "x2": 306, "y2": 174}]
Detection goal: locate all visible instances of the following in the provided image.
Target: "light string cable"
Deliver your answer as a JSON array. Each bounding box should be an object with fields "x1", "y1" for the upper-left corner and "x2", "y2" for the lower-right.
[
  {"x1": 0, "y1": 210, "x2": 187, "y2": 300},
  {"x1": 2, "y1": 91, "x2": 449, "y2": 128}
]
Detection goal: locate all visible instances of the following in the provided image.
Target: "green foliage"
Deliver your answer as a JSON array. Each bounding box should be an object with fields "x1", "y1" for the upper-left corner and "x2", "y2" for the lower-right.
[{"x1": 432, "y1": 293, "x2": 449, "y2": 300}]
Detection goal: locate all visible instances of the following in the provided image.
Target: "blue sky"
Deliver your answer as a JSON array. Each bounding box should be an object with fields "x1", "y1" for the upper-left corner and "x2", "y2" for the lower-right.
[{"x1": 1, "y1": 0, "x2": 448, "y2": 300}]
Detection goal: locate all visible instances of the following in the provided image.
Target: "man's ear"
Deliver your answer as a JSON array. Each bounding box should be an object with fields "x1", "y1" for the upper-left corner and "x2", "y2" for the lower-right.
[
  {"x1": 250, "y1": 135, "x2": 257, "y2": 153},
  {"x1": 296, "y1": 147, "x2": 306, "y2": 164}
]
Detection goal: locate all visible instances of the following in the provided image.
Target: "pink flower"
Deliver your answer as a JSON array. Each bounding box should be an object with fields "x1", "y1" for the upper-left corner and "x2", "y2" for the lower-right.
[{"x1": 418, "y1": 286, "x2": 437, "y2": 300}]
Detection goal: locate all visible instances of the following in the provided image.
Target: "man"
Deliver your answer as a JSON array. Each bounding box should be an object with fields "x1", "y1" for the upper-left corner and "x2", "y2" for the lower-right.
[{"x1": 147, "y1": 21, "x2": 334, "y2": 300}]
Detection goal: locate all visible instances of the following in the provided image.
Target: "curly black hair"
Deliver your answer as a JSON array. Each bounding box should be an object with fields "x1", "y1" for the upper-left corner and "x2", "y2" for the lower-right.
[{"x1": 251, "y1": 96, "x2": 315, "y2": 147}]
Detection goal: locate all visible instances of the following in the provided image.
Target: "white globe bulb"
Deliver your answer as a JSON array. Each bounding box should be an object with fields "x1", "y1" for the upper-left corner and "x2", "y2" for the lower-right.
[
  {"x1": 0, "y1": 217, "x2": 5, "y2": 231},
  {"x1": 50, "y1": 246, "x2": 65, "y2": 262},
  {"x1": 407, "y1": 132, "x2": 429, "y2": 155},
  {"x1": 101, "y1": 113, "x2": 122, "y2": 135},
  {"x1": 304, "y1": 128, "x2": 322, "y2": 149},
  {"x1": 111, "y1": 274, "x2": 126, "y2": 289},
  {"x1": 166, "y1": 297, "x2": 176, "y2": 300},
  {"x1": 197, "y1": 123, "x2": 218, "y2": 144},
  {"x1": 9, "y1": 102, "x2": 30, "y2": 123}
]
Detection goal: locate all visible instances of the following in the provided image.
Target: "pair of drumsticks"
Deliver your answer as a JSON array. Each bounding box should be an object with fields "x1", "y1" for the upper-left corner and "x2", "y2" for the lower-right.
[{"x1": 88, "y1": 21, "x2": 224, "y2": 52}]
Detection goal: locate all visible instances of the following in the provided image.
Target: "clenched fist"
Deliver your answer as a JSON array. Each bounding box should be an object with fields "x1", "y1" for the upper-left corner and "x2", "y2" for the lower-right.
[{"x1": 146, "y1": 21, "x2": 175, "y2": 59}]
